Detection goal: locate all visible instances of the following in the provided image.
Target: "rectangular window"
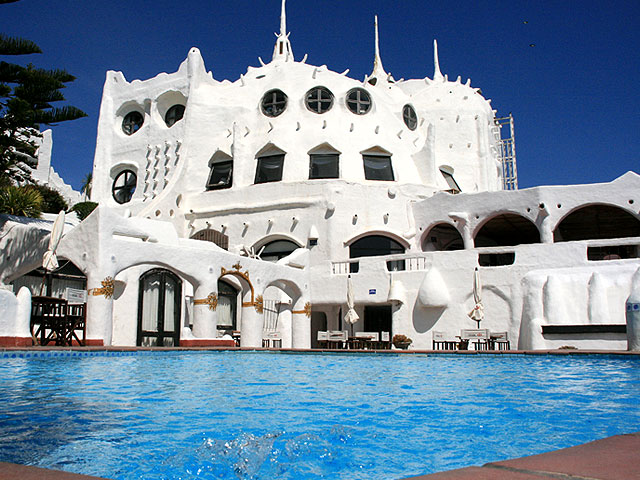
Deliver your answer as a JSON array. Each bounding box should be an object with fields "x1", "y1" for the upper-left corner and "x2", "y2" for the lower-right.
[
  {"x1": 587, "y1": 245, "x2": 638, "y2": 261},
  {"x1": 309, "y1": 154, "x2": 339, "y2": 179},
  {"x1": 363, "y1": 155, "x2": 394, "y2": 181},
  {"x1": 255, "y1": 154, "x2": 284, "y2": 184},
  {"x1": 206, "y1": 160, "x2": 233, "y2": 190},
  {"x1": 478, "y1": 252, "x2": 515, "y2": 267}
]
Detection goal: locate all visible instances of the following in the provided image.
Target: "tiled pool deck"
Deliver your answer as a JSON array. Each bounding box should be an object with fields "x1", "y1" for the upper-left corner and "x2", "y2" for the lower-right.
[{"x1": 1, "y1": 346, "x2": 639, "y2": 480}]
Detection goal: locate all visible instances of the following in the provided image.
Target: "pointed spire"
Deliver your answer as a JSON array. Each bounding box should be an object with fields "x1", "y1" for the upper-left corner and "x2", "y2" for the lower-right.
[
  {"x1": 272, "y1": 0, "x2": 294, "y2": 62},
  {"x1": 433, "y1": 39, "x2": 444, "y2": 81},
  {"x1": 369, "y1": 15, "x2": 392, "y2": 85}
]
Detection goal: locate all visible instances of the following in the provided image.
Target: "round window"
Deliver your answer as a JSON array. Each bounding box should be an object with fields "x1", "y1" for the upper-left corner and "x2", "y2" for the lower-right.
[
  {"x1": 165, "y1": 104, "x2": 185, "y2": 127},
  {"x1": 346, "y1": 88, "x2": 372, "y2": 115},
  {"x1": 122, "y1": 111, "x2": 143, "y2": 135},
  {"x1": 112, "y1": 170, "x2": 137, "y2": 204},
  {"x1": 261, "y1": 89, "x2": 287, "y2": 117},
  {"x1": 403, "y1": 104, "x2": 418, "y2": 130},
  {"x1": 305, "y1": 86, "x2": 334, "y2": 114}
]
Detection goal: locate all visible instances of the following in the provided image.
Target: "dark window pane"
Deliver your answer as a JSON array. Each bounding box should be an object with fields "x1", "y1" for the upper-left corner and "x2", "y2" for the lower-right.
[
  {"x1": 309, "y1": 154, "x2": 339, "y2": 179},
  {"x1": 261, "y1": 89, "x2": 287, "y2": 117},
  {"x1": 122, "y1": 111, "x2": 143, "y2": 135},
  {"x1": 363, "y1": 155, "x2": 394, "y2": 181},
  {"x1": 207, "y1": 160, "x2": 233, "y2": 190},
  {"x1": 165, "y1": 104, "x2": 185, "y2": 127},
  {"x1": 260, "y1": 240, "x2": 299, "y2": 262},
  {"x1": 346, "y1": 88, "x2": 372, "y2": 115},
  {"x1": 112, "y1": 170, "x2": 137, "y2": 204},
  {"x1": 350, "y1": 235, "x2": 405, "y2": 258},
  {"x1": 255, "y1": 154, "x2": 284, "y2": 184},
  {"x1": 403, "y1": 104, "x2": 417, "y2": 130},
  {"x1": 305, "y1": 87, "x2": 334, "y2": 114}
]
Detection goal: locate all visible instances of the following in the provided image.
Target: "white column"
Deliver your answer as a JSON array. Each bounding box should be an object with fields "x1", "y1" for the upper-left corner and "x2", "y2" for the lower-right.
[
  {"x1": 291, "y1": 298, "x2": 311, "y2": 349},
  {"x1": 86, "y1": 271, "x2": 116, "y2": 346},
  {"x1": 241, "y1": 304, "x2": 263, "y2": 348},
  {"x1": 192, "y1": 284, "x2": 218, "y2": 338}
]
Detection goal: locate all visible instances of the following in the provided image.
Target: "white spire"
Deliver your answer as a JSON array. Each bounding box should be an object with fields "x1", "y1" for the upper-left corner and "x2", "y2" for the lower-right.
[
  {"x1": 433, "y1": 39, "x2": 444, "y2": 81},
  {"x1": 369, "y1": 15, "x2": 391, "y2": 85},
  {"x1": 272, "y1": 0, "x2": 293, "y2": 62}
]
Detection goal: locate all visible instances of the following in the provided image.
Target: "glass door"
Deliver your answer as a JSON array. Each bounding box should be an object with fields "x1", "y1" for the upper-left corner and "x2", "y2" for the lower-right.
[{"x1": 137, "y1": 269, "x2": 181, "y2": 346}]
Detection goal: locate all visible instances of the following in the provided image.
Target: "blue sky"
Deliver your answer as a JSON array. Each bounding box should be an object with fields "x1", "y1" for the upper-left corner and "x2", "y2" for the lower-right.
[{"x1": 3, "y1": 0, "x2": 638, "y2": 192}]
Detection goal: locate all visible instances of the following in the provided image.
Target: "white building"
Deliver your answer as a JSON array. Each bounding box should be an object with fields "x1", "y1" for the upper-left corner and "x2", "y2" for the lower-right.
[{"x1": 1, "y1": 1, "x2": 639, "y2": 350}]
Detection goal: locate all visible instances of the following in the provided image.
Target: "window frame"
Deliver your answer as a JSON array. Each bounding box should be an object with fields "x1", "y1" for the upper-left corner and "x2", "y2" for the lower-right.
[
  {"x1": 346, "y1": 88, "x2": 372, "y2": 115},
  {"x1": 260, "y1": 89, "x2": 288, "y2": 117},
  {"x1": 255, "y1": 154, "x2": 285, "y2": 184},
  {"x1": 122, "y1": 111, "x2": 143, "y2": 135},
  {"x1": 403, "y1": 104, "x2": 418, "y2": 130},
  {"x1": 305, "y1": 86, "x2": 334, "y2": 114},
  {"x1": 309, "y1": 153, "x2": 339, "y2": 179},
  {"x1": 363, "y1": 154, "x2": 395, "y2": 181},
  {"x1": 112, "y1": 169, "x2": 137, "y2": 204},
  {"x1": 206, "y1": 159, "x2": 233, "y2": 190}
]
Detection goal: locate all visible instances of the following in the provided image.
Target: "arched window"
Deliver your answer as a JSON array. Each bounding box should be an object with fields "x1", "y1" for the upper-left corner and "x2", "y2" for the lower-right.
[
  {"x1": 422, "y1": 223, "x2": 464, "y2": 251},
  {"x1": 122, "y1": 111, "x2": 143, "y2": 135},
  {"x1": 554, "y1": 205, "x2": 640, "y2": 242},
  {"x1": 190, "y1": 229, "x2": 229, "y2": 250},
  {"x1": 259, "y1": 240, "x2": 300, "y2": 262},
  {"x1": 165, "y1": 104, "x2": 185, "y2": 127},
  {"x1": 475, "y1": 213, "x2": 540, "y2": 247},
  {"x1": 349, "y1": 235, "x2": 405, "y2": 272}
]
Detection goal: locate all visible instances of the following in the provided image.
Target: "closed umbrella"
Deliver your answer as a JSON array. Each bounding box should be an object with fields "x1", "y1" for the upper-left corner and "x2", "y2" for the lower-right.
[
  {"x1": 40, "y1": 210, "x2": 65, "y2": 295},
  {"x1": 343, "y1": 275, "x2": 359, "y2": 336},
  {"x1": 468, "y1": 267, "x2": 484, "y2": 328}
]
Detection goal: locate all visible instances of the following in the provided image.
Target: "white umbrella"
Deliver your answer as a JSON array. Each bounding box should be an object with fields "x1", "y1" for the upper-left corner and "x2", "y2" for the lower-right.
[
  {"x1": 343, "y1": 275, "x2": 359, "y2": 336},
  {"x1": 40, "y1": 211, "x2": 65, "y2": 295},
  {"x1": 468, "y1": 267, "x2": 484, "y2": 328}
]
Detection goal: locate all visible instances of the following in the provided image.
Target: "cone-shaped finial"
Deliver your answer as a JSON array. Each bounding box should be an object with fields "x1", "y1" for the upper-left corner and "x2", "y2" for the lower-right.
[
  {"x1": 272, "y1": 0, "x2": 294, "y2": 62},
  {"x1": 369, "y1": 15, "x2": 391, "y2": 85},
  {"x1": 433, "y1": 39, "x2": 444, "y2": 81}
]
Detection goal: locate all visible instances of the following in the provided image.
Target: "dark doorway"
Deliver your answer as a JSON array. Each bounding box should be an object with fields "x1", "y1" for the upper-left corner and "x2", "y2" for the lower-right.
[
  {"x1": 364, "y1": 305, "x2": 392, "y2": 337},
  {"x1": 310, "y1": 312, "x2": 328, "y2": 348},
  {"x1": 137, "y1": 269, "x2": 182, "y2": 347}
]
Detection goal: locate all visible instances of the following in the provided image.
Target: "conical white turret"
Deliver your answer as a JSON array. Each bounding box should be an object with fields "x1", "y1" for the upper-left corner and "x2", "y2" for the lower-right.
[
  {"x1": 433, "y1": 39, "x2": 444, "y2": 82},
  {"x1": 369, "y1": 15, "x2": 392, "y2": 85},
  {"x1": 272, "y1": 0, "x2": 293, "y2": 62}
]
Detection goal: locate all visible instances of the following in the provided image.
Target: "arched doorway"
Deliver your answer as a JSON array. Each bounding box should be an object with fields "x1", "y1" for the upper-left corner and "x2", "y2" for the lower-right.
[
  {"x1": 422, "y1": 223, "x2": 464, "y2": 251},
  {"x1": 259, "y1": 239, "x2": 300, "y2": 262},
  {"x1": 349, "y1": 234, "x2": 406, "y2": 273},
  {"x1": 137, "y1": 269, "x2": 182, "y2": 346},
  {"x1": 217, "y1": 279, "x2": 238, "y2": 334},
  {"x1": 475, "y1": 213, "x2": 540, "y2": 247},
  {"x1": 553, "y1": 205, "x2": 640, "y2": 242}
]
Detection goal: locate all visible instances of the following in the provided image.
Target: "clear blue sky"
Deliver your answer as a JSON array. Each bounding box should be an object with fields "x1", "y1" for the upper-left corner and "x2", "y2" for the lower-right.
[{"x1": 3, "y1": 0, "x2": 639, "y2": 191}]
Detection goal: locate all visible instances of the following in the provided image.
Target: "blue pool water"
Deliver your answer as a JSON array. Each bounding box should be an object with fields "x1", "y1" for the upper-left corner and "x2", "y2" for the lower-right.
[{"x1": 0, "y1": 351, "x2": 639, "y2": 480}]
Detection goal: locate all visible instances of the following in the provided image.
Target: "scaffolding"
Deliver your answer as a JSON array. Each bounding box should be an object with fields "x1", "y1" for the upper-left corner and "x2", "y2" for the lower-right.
[{"x1": 494, "y1": 113, "x2": 518, "y2": 190}]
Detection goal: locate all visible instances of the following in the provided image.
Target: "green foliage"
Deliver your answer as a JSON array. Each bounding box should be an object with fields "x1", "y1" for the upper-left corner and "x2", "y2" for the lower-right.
[
  {"x1": 80, "y1": 172, "x2": 92, "y2": 199},
  {"x1": 28, "y1": 183, "x2": 67, "y2": 213},
  {"x1": 70, "y1": 201, "x2": 97, "y2": 221},
  {"x1": 0, "y1": 1, "x2": 87, "y2": 185},
  {"x1": 0, "y1": 184, "x2": 42, "y2": 217}
]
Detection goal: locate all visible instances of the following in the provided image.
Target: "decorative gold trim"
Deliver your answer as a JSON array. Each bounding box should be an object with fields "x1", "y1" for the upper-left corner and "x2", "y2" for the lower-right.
[
  {"x1": 220, "y1": 263, "x2": 255, "y2": 303},
  {"x1": 89, "y1": 277, "x2": 115, "y2": 299},
  {"x1": 194, "y1": 292, "x2": 218, "y2": 311},
  {"x1": 254, "y1": 295, "x2": 264, "y2": 314},
  {"x1": 292, "y1": 302, "x2": 312, "y2": 318}
]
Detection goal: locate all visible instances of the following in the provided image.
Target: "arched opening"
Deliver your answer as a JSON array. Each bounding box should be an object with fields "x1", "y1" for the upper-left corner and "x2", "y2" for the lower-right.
[
  {"x1": 475, "y1": 213, "x2": 540, "y2": 247},
  {"x1": 349, "y1": 234, "x2": 406, "y2": 273},
  {"x1": 190, "y1": 228, "x2": 229, "y2": 250},
  {"x1": 216, "y1": 279, "x2": 238, "y2": 334},
  {"x1": 258, "y1": 239, "x2": 301, "y2": 262},
  {"x1": 137, "y1": 269, "x2": 182, "y2": 347},
  {"x1": 422, "y1": 223, "x2": 464, "y2": 251},
  {"x1": 554, "y1": 205, "x2": 640, "y2": 242}
]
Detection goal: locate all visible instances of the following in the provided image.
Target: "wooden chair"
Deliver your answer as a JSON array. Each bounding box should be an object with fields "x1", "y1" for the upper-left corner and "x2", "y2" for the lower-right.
[
  {"x1": 354, "y1": 331, "x2": 379, "y2": 349},
  {"x1": 65, "y1": 303, "x2": 87, "y2": 346},
  {"x1": 31, "y1": 296, "x2": 68, "y2": 346},
  {"x1": 327, "y1": 330, "x2": 347, "y2": 349},
  {"x1": 380, "y1": 331, "x2": 391, "y2": 349},
  {"x1": 432, "y1": 331, "x2": 458, "y2": 350},
  {"x1": 460, "y1": 329, "x2": 490, "y2": 351},
  {"x1": 317, "y1": 331, "x2": 328, "y2": 349},
  {"x1": 489, "y1": 331, "x2": 510, "y2": 350}
]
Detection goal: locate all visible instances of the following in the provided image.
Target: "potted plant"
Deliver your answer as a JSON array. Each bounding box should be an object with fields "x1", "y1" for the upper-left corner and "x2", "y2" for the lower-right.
[{"x1": 392, "y1": 334, "x2": 412, "y2": 350}]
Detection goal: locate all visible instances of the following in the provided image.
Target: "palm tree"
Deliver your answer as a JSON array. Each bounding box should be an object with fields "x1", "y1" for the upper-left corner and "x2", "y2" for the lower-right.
[
  {"x1": 80, "y1": 172, "x2": 92, "y2": 200},
  {"x1": 0, "y1": 185, "x2": 43, "y2": 217}
]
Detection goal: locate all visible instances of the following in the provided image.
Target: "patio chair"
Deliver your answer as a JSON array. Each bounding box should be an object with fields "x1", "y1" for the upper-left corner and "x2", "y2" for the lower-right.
[
  {"x1": 460, "y1": 329, "x2": 490, "y2": 351},
  {"x1": 354, "y1": 331, "x2": 379, "y2": 349},
  {"x1": 317, "y1": 330, "x2": 328, "y2": 349},
  {"x1": 432, "y1": 331, "x2": 457, "y2": 350},
  {"x1": 327, "y1": 330, "x2": 347, "y2": 349},
  {"x1": 380, "y1": 331, "x2": 391, "y2": 349},
  {"x1": 489, "y1": 331, "x2": 510, "y2": 350},
  {"x1": 65, "y1": 303, "x2": 86, "y2": 346},
  {"x1": 30, "y1": 296, "x2": 68, "y2": 346}
]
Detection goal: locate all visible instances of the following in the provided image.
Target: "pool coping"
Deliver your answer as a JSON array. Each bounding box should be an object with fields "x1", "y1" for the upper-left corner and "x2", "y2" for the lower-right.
[
  {"x1": 1, "y1": 346, "x2": 639, "y2": 356},
  {"x1": 2, "y1": 432, "x2": 639, "y2": 480}
]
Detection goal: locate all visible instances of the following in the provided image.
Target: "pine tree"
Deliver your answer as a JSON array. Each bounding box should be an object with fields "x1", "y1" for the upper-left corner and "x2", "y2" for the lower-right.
[{"x1": 0, "y1": 1, "x2": 87, "y2": 186}]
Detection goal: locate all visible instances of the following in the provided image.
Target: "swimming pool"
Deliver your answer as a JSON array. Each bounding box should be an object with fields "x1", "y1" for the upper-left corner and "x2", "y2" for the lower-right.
[{"x1": 0, "y1": 351, "x2": 639, "y2": 479}]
